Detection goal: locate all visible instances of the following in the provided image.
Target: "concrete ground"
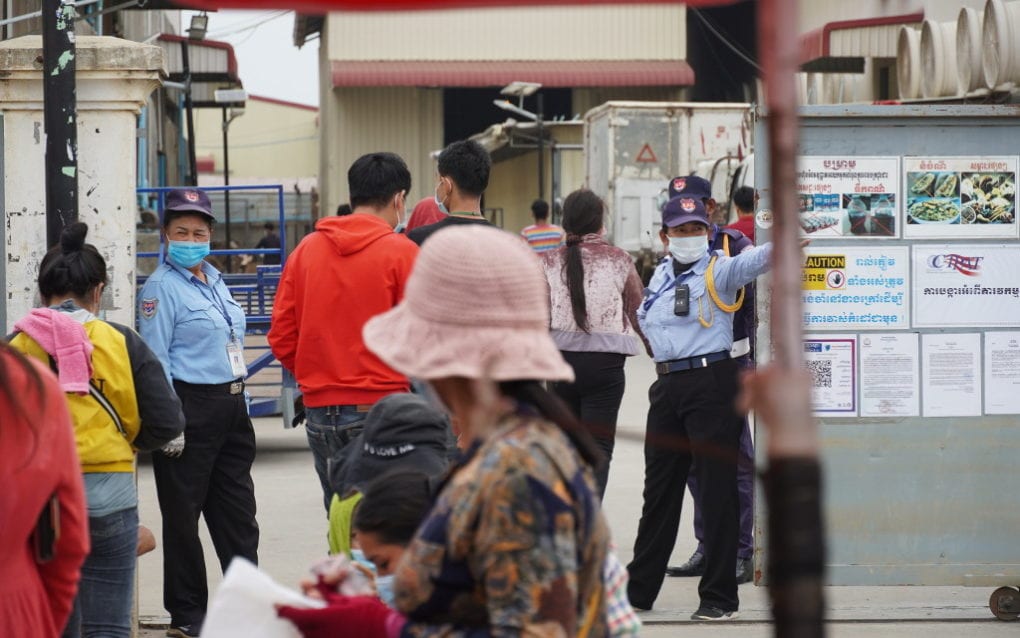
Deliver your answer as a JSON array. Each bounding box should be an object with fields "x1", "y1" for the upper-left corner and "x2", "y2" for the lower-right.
[{"x1": 135, "y1": 353, "x2": 1016, "y2": 636}]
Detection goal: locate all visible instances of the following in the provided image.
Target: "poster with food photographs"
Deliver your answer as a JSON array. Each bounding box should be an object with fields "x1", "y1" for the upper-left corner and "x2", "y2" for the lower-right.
[
  {"x1": 796, "y1": 157, "x2": 900, "y2": 239},
  {"x1": 903, "y1": 157, "x2": 1018, "y2": 239}
]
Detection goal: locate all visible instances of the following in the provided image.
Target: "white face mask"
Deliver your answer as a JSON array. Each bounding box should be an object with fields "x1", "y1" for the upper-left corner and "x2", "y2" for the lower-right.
[{"x1": 668, "y1": 235, "x2": 708, "y2": 263}]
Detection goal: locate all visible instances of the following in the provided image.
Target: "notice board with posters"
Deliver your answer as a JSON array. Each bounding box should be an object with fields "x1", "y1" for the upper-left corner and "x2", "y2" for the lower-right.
[{"x1": 754, "y1": 105, "x2": 1020, "y2": 589}]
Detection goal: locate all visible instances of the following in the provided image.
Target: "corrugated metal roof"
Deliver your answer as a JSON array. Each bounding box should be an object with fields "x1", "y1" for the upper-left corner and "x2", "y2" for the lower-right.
[
  {"x1": 324, "y1": 5, "x2": 684, "y2": 62},
  {"x1": 330, "y1": 60, "x2": 694, "y2": 88},
  {"x1": 156, "y1": 34, "x2": 240, "y2": 82}
]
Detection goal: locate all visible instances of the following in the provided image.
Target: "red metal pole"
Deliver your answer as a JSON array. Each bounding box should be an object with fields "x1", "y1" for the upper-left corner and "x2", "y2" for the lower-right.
[
  {"x1": 759, "y1": 7, "x2": 825, "y2": 638},
  {"x1": 760, "y1": 0, "x2": 804, "y2": 372}
]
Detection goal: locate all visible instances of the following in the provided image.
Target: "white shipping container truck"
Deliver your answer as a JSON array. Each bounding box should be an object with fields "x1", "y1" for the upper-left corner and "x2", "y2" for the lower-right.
[{"x1": 584, "y1": 101, "x2": 752, "y2": 271}]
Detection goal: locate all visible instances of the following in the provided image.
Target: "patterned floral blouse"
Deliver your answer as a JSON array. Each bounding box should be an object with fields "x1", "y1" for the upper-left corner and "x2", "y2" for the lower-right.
[{"x1": 393, "y1": 413, "x2": 610, "y2": 637}]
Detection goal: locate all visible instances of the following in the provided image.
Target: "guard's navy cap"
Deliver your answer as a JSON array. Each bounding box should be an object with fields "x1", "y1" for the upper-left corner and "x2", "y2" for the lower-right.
[
  {"x1": 165, "y1": 189, "x2": 215, "y2": 222},
  {"x1": 667, "y1": 175, "x2": 713, "y2": 201},
  {"x1": 662, "y1": 196, "x2": 710, "y2": 228}
]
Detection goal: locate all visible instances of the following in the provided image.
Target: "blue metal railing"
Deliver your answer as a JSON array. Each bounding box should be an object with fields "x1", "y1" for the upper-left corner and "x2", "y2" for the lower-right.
[
  {"x1": 136, "y1": 184, "x2": 287, "y2": 267},
  {"x1": 136, "y1": 184, "x2": 296, "y2": 426}
]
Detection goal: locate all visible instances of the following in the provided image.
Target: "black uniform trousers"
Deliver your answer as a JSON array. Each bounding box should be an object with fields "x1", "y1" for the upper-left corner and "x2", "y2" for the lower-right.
[
  {"x1": 152, "y1": 381, "x2": 260, "y2": 627},
  {"x1": 627, "y1": 357, "x2": 741, "y2": 612},
  {"x1": 551, "y1": 350, "x2": 627, "y2": 499}
]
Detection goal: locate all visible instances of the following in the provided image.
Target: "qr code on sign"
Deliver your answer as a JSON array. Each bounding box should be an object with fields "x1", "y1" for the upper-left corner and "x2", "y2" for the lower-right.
[{"x1": 806, "y1": 360, "x2": 832, "y2": 388}]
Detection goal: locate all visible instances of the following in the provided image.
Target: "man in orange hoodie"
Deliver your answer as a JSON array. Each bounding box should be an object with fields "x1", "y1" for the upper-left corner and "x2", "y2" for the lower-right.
[{"x1": 268, "y1": 152, "x2": 418, "y2": 512}]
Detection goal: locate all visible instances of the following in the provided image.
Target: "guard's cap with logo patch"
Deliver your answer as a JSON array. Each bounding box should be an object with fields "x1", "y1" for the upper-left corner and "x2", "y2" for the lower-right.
[
  {"x1": 667, "y1": 175, "x2": 713, "y2": 201},
  {"x1": 164, "y1": 189, "x2": 215, "y2": 222},
  {"x1": 662, "y1": 196, "x2": 710, "y2": 228}
]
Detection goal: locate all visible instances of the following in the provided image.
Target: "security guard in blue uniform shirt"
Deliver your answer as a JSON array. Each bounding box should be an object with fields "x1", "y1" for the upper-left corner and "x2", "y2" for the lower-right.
[
  {"x1": 138, "y1": 188, "x2": 259, "y2": 638},
  {"x1": 663, "y1": 175, "x2": 757, "y2": 583},
  {"x1": 626, "y1": 196, "x2": 773, "y2": 620}
]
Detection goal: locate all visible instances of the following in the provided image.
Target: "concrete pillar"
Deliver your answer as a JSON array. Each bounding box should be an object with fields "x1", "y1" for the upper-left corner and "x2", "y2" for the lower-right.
[{"x1": 0, "y1": 35, "x2": 163, "y2": 331}]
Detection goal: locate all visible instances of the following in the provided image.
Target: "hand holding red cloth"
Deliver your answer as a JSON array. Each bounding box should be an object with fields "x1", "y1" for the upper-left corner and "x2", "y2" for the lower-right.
[{"x1": 277, "y1": 594, "x2": 404, "y2": 638}]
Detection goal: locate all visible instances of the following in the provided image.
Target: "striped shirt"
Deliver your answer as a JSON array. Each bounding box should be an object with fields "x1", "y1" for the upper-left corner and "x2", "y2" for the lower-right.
[{"x1": 520, "y1": 223, "x2": 565, "y2": 253}]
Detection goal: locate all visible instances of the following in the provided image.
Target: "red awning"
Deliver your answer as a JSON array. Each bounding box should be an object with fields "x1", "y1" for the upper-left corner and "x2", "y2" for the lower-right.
[
  {"x1": 799, "y1": 11, "x2": 924, "y2": 67},
  {"x1": 181, "y1": 0, "x2": 738, "y2": 10},
  {"x1": 331, "y1": 59, "x2": 694, "y2": 88}
]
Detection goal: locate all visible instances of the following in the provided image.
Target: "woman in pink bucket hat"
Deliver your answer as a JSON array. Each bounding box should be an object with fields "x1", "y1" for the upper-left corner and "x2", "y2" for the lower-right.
[{"x1": 276, "y1": 225, "x2": 612, "y2": 637}]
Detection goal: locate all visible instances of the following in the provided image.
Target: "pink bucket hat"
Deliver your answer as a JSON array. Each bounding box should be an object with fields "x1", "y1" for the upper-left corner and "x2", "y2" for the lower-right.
[{"x1": 363, "y1": 225, "x2": 574, "y2": 382}]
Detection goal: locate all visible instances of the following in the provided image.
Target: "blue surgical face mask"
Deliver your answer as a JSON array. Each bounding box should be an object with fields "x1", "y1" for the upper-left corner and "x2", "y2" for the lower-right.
[
  {"x1": 375, "y1": 574, "x2": 395, "y2": 607},
  {"x1": 350, "y1": 548, "x2": 377, "y2": 574},
  {"x1": 350, "y1": 548, "x2": 394, "y2": 604},
  {"x1": 394, "y1": 207, "x2": 408, "y2": 234},
  {"x1": 167, "y1": 240, "x2": 210, "y2": 269},
  {"x1": 434, "y1": 182, "x2": 449, "y2": 214}
]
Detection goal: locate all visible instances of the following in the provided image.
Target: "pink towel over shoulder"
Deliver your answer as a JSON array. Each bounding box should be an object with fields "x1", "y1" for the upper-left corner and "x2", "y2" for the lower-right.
[{"x1": 14, "y1": 308, "x2": 94, "y2": 394}]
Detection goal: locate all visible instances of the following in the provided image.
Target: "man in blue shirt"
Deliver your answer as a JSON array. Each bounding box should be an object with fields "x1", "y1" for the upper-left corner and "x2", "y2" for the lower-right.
[
  {"x1": 663, "y1": 175, "x2": 757, "y2": 584},
  {"x1": 626, "y1": 196, "x2": 772, "y2": 620},
  {"x1": 138, "y1": 189, "x2": 259, "y2": 638}
]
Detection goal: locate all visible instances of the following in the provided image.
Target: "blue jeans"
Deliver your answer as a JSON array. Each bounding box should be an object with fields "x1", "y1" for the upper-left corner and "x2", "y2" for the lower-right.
[
  {"x1": 62, "y1": 507, "x2": 138, "y2": 638},
  {"x1": 305, "y1": 405, "x2": 370, "y2": 512}
]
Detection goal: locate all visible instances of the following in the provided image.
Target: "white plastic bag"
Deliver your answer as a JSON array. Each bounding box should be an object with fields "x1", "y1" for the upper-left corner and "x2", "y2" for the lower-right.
[{"x1": 200, "y1": 557, "x2": 326, "y2": 638}]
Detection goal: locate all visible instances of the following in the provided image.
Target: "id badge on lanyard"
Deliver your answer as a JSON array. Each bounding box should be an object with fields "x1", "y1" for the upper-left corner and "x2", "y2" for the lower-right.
[{"x1": 227, "y1": 335, "x2": 247, "y2": 377}]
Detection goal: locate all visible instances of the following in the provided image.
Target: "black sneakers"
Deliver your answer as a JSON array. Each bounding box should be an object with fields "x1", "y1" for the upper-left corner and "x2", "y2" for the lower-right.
[
  {"x1": 691, "y1": 606, "x2": 739, "y2": 621},
  {"x1": 736, "y1": 557, "x2": 753, "y2": 584},
  {"x1": 166, "y1": 625, "x2": 201, "y2": 638},
  {"x1": 665, "y1": 550, "x2": 705, "y2": 577}
]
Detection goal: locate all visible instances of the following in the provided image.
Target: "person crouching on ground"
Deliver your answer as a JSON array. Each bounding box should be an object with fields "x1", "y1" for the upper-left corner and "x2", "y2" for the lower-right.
[{"x1": 277, "y1": 225, "x2": 611, "y2": 636}]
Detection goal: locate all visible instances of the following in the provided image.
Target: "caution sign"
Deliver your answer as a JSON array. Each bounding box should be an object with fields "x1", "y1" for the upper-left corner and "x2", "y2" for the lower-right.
[
  {"x1": 801, "y1": 246, "x2": 909, "y2": 330},
  {"x1": 803, "y1": 255, "x2": 845, "y2": 290},
  {"x1": 636, "y1": 143, "x2": 658, "y2": 163}
]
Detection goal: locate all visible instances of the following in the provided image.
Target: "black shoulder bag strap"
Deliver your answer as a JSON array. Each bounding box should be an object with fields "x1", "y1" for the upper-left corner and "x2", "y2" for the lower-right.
[{"x1": 47, "y1": 355, "x2": 127, "y2": 438}]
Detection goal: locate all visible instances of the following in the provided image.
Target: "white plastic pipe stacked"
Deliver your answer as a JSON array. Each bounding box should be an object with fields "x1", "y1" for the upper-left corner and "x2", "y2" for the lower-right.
[
  {"x1": 920, "y1": 19, "x2": 959, "y2": 98},
  {"x1": 982, "y1": 0, "x2": 1020, "y2": 90},
  {"x1": 897, "y1": 26, "x2": 922, "y2": 100}
]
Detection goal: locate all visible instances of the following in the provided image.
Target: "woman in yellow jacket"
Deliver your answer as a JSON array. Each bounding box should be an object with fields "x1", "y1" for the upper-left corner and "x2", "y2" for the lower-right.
[{"x1": 9, "y1": 223, "x2": 184, "y2": 638}]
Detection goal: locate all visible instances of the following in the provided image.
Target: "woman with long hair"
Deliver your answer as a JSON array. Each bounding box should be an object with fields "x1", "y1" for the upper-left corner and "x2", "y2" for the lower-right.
[
  {"x1": 9, "y1": 222, "x2": 184, "y2": 638},
  {"x1": 278, "y1": 225, "x2": 610, "y2": 636},
  {"x1": 0, "y1": 344, "x2": 89, "y2": 638},
  {"x1": 540, "y1": 188, "x2": 648, "y2": 497}
]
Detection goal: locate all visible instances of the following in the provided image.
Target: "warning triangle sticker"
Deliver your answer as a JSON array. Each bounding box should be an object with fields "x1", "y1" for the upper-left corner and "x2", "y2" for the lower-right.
[{"x1": 636, "y1": 143, "x2": 658, "y2": 163}]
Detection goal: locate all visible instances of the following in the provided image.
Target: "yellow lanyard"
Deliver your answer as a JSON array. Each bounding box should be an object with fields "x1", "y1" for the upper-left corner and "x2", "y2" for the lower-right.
[{"x1": 697, "y1": 254, "x2": 745, "y2": 329}]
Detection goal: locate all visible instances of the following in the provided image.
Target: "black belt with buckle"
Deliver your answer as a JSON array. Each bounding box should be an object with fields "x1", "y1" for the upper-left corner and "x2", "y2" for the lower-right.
[
  {"x1": 175, "y1": 379, "x2": 245, "y2": 395},
  {"x1": 655, "y1": 351, "x2": 731, "y2": 375}
]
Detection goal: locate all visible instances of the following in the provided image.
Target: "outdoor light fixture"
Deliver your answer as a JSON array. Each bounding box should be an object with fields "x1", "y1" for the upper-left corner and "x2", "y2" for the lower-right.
[
  {"x1": 500, "y1": 81, "x2": 542, "y2": 98},
  {"x1": 214, "y1": 88, "x2": 248, "y2": 104},
  {"x1": 495, "y1": 81, "x2": 546, "y2": 201},
  {"x1": 492, "y1": 99, "x2": 538, "y2": 121},
  {"x1": 499, "y1": 81, "x2": 542, "y2": 108},
  {"x1": 187, "y1": 12, "x2": 208, "y2": 40}
]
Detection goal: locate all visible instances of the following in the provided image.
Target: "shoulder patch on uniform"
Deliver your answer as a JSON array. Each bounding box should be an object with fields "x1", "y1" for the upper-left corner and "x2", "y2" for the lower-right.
[{"x1": 140, "y1": 297, "x2": 158, "y2": 319}]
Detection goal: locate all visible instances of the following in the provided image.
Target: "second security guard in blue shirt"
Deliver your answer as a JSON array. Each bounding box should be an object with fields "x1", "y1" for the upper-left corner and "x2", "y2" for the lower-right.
[
  {"x1": 137, "y1": 189, "x2": 259, "y2": 638},
  {"x1": 626, "y1": 196, "x2": 773, "y2": 621}
]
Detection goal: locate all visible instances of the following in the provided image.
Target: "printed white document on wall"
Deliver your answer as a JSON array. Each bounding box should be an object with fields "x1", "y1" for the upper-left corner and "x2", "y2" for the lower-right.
[
  {"x1": 984, "y1": 332, "x2": 1020, "y2": 415},
  {"x1": 922, "y1": 333, "x2": 982, "y2": 417},
  {"x1": 860, "y1": 333, "x2": 920, "y2": 418},
  {"x1": 913, "y1": 244, "x2": 1020, "y2": 328},
  {"x1": 804, "y1": 335, "x2": 857, "y2": 416}
]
